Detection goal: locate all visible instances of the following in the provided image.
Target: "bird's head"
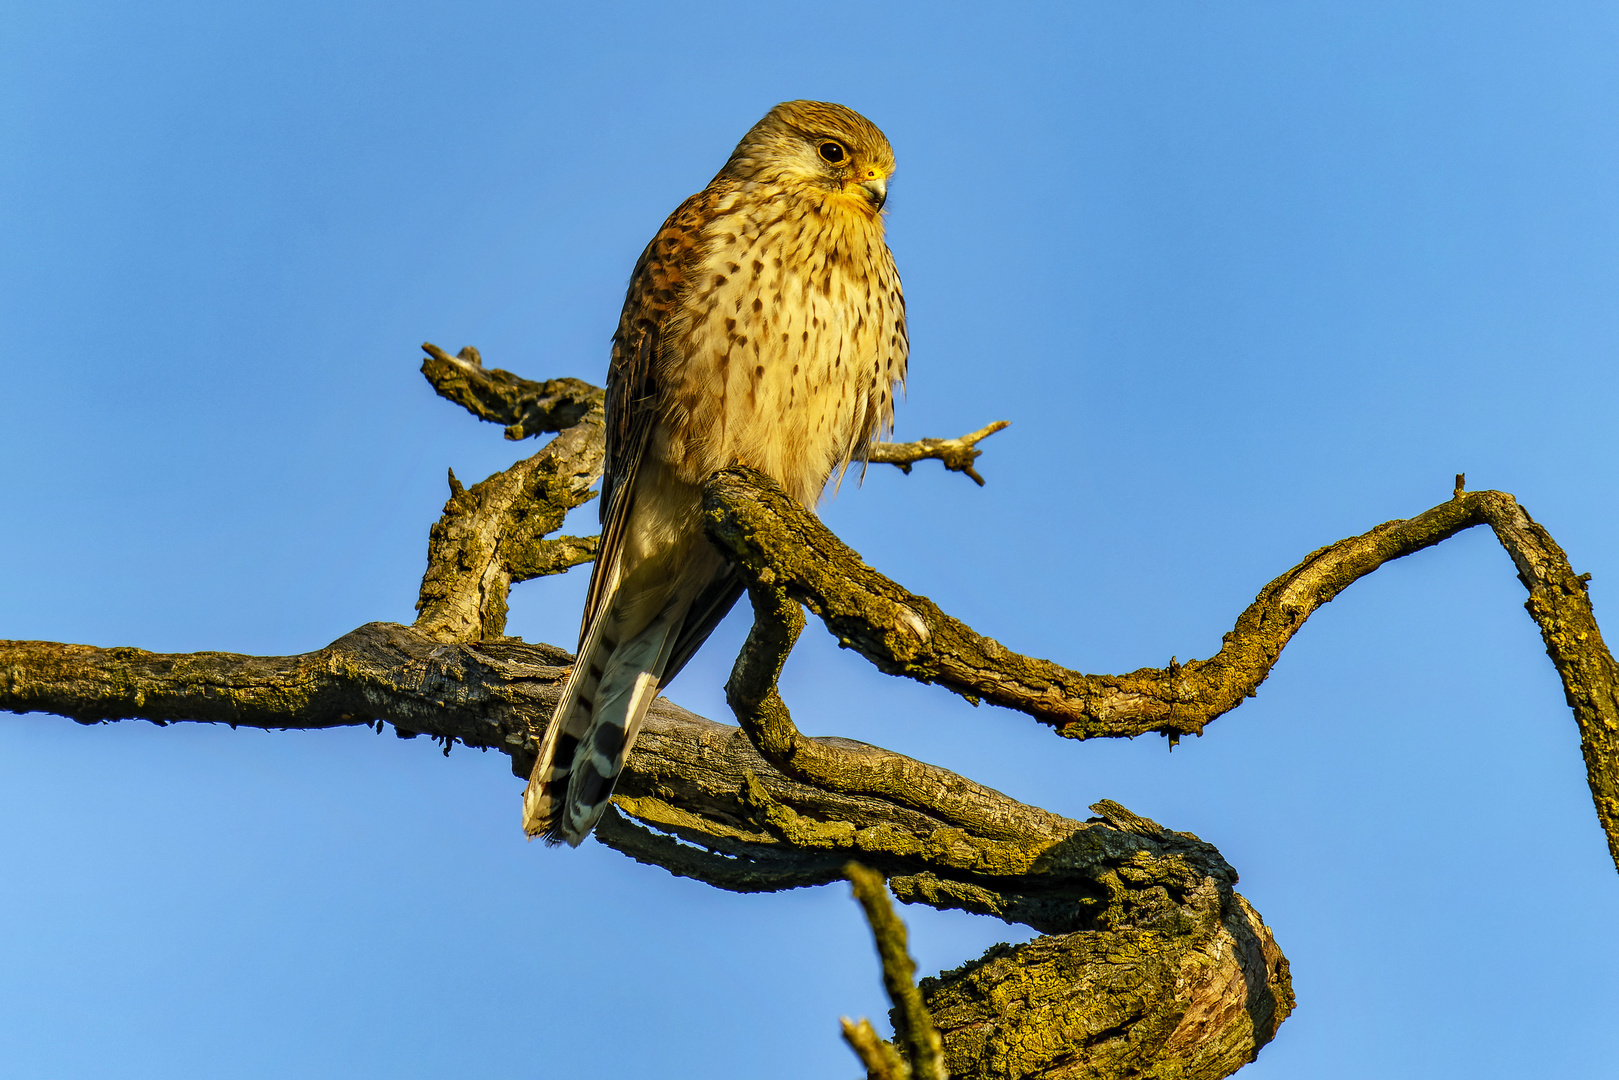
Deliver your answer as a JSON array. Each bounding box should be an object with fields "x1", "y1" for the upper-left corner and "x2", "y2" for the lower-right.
[{"x1": 719, "y1": 100, "x2": 895, "y2": 217}]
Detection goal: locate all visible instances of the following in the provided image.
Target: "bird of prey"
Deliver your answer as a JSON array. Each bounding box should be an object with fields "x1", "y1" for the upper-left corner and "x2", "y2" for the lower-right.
[{"x1": 522, "y1": 100, "x2": 908, "y2": 846}]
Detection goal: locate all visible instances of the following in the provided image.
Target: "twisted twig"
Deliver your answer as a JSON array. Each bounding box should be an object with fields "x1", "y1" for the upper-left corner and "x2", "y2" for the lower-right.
[{"x1": 420, "y1": 343, "x2": 601, "y2": 439}]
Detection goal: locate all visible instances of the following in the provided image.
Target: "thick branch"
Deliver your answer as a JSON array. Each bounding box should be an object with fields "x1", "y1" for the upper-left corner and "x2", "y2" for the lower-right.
[
  {"x1": 702, "y1": 468, "x2": 1619, "y2": 873},
  {"x1": 0, "y1": 625, "x2": 1215, "y2": 923},
  {"x1": 16, "y1": 337, "x2": 1604, "y2": 1073},
  {"x1": 0, "y1": 625, "x2": 1292, "y2": 1078},
  {"x1": 725, "y1": 580, "x2": 1072, "y2": 851}
]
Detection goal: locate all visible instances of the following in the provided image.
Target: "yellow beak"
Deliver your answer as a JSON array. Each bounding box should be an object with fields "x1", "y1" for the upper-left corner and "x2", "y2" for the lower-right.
[{"x1": 857, "y1": 177, "x2": 888, "y2": 210}]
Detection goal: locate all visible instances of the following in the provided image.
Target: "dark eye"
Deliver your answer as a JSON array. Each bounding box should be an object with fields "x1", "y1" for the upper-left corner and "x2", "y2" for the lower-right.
[{"x1": 818, "y1": 141, "x2": 847, "y2": 164}]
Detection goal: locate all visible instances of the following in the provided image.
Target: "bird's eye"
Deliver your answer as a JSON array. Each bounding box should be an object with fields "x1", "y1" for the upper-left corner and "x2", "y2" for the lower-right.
[{"x1": 818, "y1": 141, "x2": 847, "y2": 165}]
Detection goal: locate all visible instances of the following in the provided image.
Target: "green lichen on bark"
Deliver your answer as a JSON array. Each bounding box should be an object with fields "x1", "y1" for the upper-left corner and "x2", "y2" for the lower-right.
[
  {"x1": 1, "y1": 610, "x2": 1296, "y2": 1079},
  {"x1": 921, "y1": 886, "x2": 1291, "y2": 1080},
  {"x1": 893, "y1": 803, "x2": 1291, "y2": 1080}
]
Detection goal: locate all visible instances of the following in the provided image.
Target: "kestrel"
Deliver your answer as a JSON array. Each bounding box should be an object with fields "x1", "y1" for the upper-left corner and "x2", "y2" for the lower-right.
[{"x1": 522, "y1": 101, "x2": 908, "y2": 846}]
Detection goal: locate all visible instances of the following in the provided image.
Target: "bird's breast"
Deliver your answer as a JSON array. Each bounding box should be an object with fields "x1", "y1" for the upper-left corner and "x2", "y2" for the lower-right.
[{"x1": 656, "y1": 197, "x2": 906, "y2": 508}]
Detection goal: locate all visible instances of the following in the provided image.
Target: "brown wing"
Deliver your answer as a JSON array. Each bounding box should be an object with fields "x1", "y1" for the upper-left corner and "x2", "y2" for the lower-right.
[{"x1": 579, "y1": 187, "x2": 723, "y2": 645}]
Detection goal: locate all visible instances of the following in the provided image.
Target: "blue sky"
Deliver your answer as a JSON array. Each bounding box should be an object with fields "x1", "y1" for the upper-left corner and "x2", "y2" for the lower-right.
[{"x1": 4, "y1": 2, "x2": 1618, "y2": 1077}]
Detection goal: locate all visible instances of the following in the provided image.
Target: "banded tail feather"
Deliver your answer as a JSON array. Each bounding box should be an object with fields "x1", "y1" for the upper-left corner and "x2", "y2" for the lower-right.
[
  {"x1": 521, "y1": 561, "x2": 744, "y2": 846},
  {"x1": 523, "y1": 583, "x2": 685, "y2": 846}
]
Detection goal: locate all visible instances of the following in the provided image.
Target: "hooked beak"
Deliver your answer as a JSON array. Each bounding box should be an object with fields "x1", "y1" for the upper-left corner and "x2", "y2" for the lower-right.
[{"x1": 857, "y1": 176, "x2": 888, "y2": 211}]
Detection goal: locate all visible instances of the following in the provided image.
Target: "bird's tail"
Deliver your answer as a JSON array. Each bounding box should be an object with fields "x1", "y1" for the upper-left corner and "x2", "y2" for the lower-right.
[{"x1": 522, "y1": 587, "x2": 684, "y2": 847}]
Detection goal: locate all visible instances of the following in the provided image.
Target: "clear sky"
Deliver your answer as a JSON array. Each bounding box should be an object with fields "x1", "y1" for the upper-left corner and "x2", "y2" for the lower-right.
[{"x1": 4, "y1": 2, "x2": 1618, "y2": 1077}]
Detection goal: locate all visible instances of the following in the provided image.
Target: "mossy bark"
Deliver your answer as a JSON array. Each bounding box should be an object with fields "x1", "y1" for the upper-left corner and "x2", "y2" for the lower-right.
[
  {"x1": 702, "y1": 465, "x2": 1619, "y2": 874},
  {"x1": 7, "y1": 348, "x2": 1616, "y2": 1078},
  {"x1": 0, "y1": 624, "x2": 1293, "y2": 1080}
]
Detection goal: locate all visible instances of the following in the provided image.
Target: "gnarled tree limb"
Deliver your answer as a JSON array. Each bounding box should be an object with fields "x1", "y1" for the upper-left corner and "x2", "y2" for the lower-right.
[
  {"x1": 12, "y1": 343, "x2": 1614, "y2": 1078},
  {"x1": 700, "y1": 466, "x2": 1619, "y2": 874},
  {"x1": 413, "y1": 421, "x2": 604, "y2": 644},
  {"x1": 413, "y1": 342, "x2": 1000, "y2": 647},
  {"x1": 724, "y1": 577, "x2": 1071, "y2": 853},
  {"x1": 421, "y1": 343, "x2": 602, "y2": 440},
  {"x1": 0, "y1": 622, "x2": 1294, "y2": 1078}
]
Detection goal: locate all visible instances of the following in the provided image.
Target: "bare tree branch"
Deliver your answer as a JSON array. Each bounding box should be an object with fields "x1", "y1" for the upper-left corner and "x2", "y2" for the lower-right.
[
  {"x1": 413, "y1": 344, "x2": 1002, "y2": 645},
  {"x1": 413, "y1": 418, "x2": 604, "y2": 644},
  {"x1": 0, "y1": 624, "x2": 1210, "y2": 923},
  {"x1": 844, "y1": 862, "x2": 948, "y2": 1080},
  {"x1": 16, "y1": 345, "x2": 1614, "y2": 1077},
  {"x1": 724, "y1": 578, "x2": 1071, "y2": 851},
  {"x1": 701, "y1": 466, "x2": 1619, "y2": 875},
  {"x1": 863, "y1": 421, "x2": 1010, "y2": 485},
  {"x1": 421, "y1": 343, "x2": 602, "y2": 439},
  {"x1": 841, "y1": 1015, "x2": 909, "y2": 1080},
  {"x1": 0, "y1": 621, "x2": 1293, "y2": 1078}
]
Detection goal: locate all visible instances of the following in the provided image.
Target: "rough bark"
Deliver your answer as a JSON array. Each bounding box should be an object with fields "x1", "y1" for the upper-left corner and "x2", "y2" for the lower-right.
[
  {"x1": 702, "y1": 466, "x2": 1619, "y2": 874},
  {"x1": 413, "y1": 424, "x2": 603, "y2": 644},
  {"x1": 0, "y1": 623, "x2": 1293, "y2": 1078},
  {"x1": 7, "y1": 347, "x2": 1614, "y2": 1078}
]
